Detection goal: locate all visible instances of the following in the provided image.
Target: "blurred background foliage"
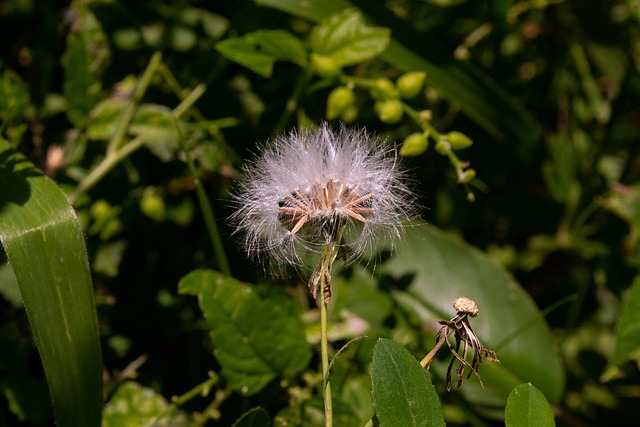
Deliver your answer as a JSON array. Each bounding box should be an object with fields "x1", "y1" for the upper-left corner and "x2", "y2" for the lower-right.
[{"x1": 1, "y1": 0, "x2": 640, "y2": 425}]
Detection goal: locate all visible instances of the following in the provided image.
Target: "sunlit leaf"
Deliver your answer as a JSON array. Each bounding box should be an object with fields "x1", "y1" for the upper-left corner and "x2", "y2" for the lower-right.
[
  {"x1": 179, "y1": 269, "x2": 312, "y2": 395},
  {"x1": 216, "y1": 30, "x2": 307, "y2": 78},
  {"x1": 310, "y1": 9, "x2": 390, "y2": 68},
  {"x1": 87, "y1": 98, "x2": 128, "y2": 141},
  {"x1": 0, "y1": 143, "x2": 103, "y2": 426},
  {"x1": 380, "y1": 222, "x2": 565, "y2": 407},
  {"x1": 371, "y1": 338, "x2": 445, "y2": 427},
  {"x1": 505, "y1": 383, "x2": 555, "y2": 427}
]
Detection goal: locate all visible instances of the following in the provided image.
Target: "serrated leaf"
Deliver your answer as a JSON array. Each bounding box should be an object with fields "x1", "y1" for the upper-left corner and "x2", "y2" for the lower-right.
[
  {"x1": 381, "y1": 222, "x2": 565, "y2": 407},
  {"x1": 371, "y1": 338, "x2": 445, "y2": 427},
  {"x1": 612, "y1": 274, "x2": 640, "y2": 365},
  {"x1": 216, "y1": 30, "x2": 307, "y2": 77},
  {"x1": 103, "y1": 382, "x2": 189, "y2": 427},
  {"x1": 231, "y1": 407, "x2": 271, "y2": 427},
  {"x1": 505, "y1": 383, "x2": 555, "y2": 427},
  {"x1": 310, "y1": 8, "x2": 390, "y2": 67},
  {"x1": 179, "y1": 270, "x2": 312, "y2": 395},
  {"x1": 0, "y1": 143, "x2": 103, "y2": 427},
  {"x1": 61, "y1": 2, "x2": 110, "y2": 127}
]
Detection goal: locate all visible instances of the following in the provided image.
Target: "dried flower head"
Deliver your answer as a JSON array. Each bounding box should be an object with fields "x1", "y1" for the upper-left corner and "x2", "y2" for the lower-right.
[{"x1": 230, "y1": 122, "x2": 415, "y2": 271}]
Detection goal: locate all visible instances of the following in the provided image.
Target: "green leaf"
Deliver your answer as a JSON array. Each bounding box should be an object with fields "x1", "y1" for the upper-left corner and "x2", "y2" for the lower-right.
[
  {"x1": 381, "y1": 223, "x2": 565, "y2": 406},
  {"x1": 216, "y1": 30, "x2": 307, "y2": 77},
  {"x1": 505, "y1": 383, "x2": 555, "y2": 427},
  {"x1": 231, "y1": 407, "x2": 271, "y2": 427},
  {"x1": 103, "y1": 381, "x2": 189, "y2": 427},
  {"x1": 255, "y1": 0, "x2": 541, "y2": 145},
  {"x1": 179, "y1": 269, "x2": 312, "y2": 395},
  {"x1": 371, "y1": 338, "x2": 445, "y2": 427},
  {"x1": 612, "y1": 274, "x2": 640, "y2": 365},
  {"x1": 130, "y1": 104, "x2": 180, "y2": 162},
  {"x1": 87, "y1": 98, "x2": 129, "y2": 141},
  {"x1": 310, "y1": 8, "x2": 390, "y2": 68},
  {"x1": 0, "y1": 70, "x2": 30, "y2": 123},
  {"x1": 0, "y1": 143, "x2": 103, "y2": 426},
  {"x1": 61, "y1": 2, "x2": 110, "y2": 127}
]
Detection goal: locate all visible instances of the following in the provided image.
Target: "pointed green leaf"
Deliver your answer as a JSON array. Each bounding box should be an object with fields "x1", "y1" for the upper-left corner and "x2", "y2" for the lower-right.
[
  {"x1": 61, "y1": 2, "x2": 110, "y2": 127},
  {"x1": 505, "y1": 383, "x2": 555, "y2": 427},
  {"x1": 371, "y1": 338, "x2": 445, "y2": 427},
  {"x1": 216, "y1": 30, "x2": 307, "y2": 77},
  {"x1": 612, "y1": 274, "x2": 640, "y2": 365},
  {"x1": 0, "y1": 143, "x2": 103, "y2": 426},
  {"x1": 130, "y1": 104, "x2": 180, "y2": 161},
  {"x1": 381, "y1": 223, "x2": 565, "y2": 406},
  {"x1": 231, "y1": 407, "x2": 271, "y2": 427},
  {"x1": 310, "y1": 9, "x2": 390, "y2": 67},
  {"x1": 179, "y1": 269, "x2": 312, "y2": 395}
]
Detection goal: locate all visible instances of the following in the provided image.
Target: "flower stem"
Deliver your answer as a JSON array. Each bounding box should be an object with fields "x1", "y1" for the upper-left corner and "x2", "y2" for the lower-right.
[{"x1": 320, "y1": 290, "x2": 333, "y2": 427}]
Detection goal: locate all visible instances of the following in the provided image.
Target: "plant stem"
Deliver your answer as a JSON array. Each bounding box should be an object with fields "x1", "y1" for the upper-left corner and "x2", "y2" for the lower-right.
[{"x1": 320, "y1": 289, "x2": 333, "y2": 427}]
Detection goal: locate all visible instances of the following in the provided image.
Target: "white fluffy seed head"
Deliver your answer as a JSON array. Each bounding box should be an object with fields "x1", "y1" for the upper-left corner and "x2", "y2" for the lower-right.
[{"x1": 230, "y1": 122, "x2": 416, "y2": 270}]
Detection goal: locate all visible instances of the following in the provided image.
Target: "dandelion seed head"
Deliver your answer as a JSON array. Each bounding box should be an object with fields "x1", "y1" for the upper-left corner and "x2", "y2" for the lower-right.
[{"x1": 230, "y1": 122, "x2": 416, "y2": 270}]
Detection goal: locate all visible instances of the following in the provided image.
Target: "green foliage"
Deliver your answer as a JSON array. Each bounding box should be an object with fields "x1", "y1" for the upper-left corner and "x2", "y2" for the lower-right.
[
  {"x1": 2, "y1": 0, "x2": 640, "y2": 425},
  {"x1": 505, "y1": 383, "x2": 555, "y2": 427},
  {"x1": 371, "y1": 338, "x2": 445, "y2": 427}
]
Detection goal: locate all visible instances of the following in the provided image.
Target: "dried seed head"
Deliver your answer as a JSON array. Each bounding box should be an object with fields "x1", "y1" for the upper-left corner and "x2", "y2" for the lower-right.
[
  {"x1": 230, "y1": 122, "x2": 416, "y2": 270},
  {"x1": 453, "y1": 297, "x2": 478, "y2": 317}
]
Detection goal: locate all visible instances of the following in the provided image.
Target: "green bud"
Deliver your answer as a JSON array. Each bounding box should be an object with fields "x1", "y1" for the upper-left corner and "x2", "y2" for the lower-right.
[
  {"x1": 459, "y1": 168, "x2": 476, "y2": 183},
  {"x1": 140, "y1": 192, "x2": 166, "y2": 222},
  {"x1": 435, "y1": 139, "x2": 450, "y2": 155},
  {"x1": 326, "y1": 86, "x2": 355, "y2": 120},
  {"x1": 370, "y1": 78, "x2": 399, "y2": 100},
  {"x1": 375, "y1": 100, "x2": 404, "y2": 124},
  {"x1": 311, "y1": 53, "x2": 341, "y2": 78},
  {"x1": 399, "y1": 132, "x2": 428, "y2": 157},
  {"x1": 340, "y1": 104, "x2": 358, "y2": 123},
  {"x1": 445, "y1": 131, "x2": 473, "y2": 150},
  {"x1": 397, "y1": 71, "x2": 427, "y2": 99}
]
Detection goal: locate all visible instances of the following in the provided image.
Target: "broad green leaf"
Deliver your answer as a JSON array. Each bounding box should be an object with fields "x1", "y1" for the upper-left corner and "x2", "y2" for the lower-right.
[
  {"x1": 61, "y1": 2, "x2": 110, "y2": 127},
  {"x1": 231, "y1": 407, "x2": 271, "y2": 427},
  {"x1": 505, "y1": 383, "x2": 555, "y2": 427},
  {"x1": 310, "y1": 9, "x2": 390, "y2": 68},
  {"x1": 87, "y1": 98, "x2": 129, "y2": 141},
  {"x1": 371, "y1": 338, "x2": 445, "y2": 427},
  {"x1": 216, "y1": 30, "x2": 307, "y2": 78},
  {"x1": 179, "y1": 269, "x2": 312, "y2": 395},
  {"x1": 0, "y1": 143, "x2": 103, "y2": 426},
  {"x1": 381, "y1": 223, "x2": 565, "y2": 406},
  {"x1": 255, "y1": 0, "x2": 541, "y2": 145},
  {"x1": 612, "y1": 274, "x2": 640, "y2": 365},
  {"x1": 103, "y1": 381, "x2": 189, "y2": 427}
]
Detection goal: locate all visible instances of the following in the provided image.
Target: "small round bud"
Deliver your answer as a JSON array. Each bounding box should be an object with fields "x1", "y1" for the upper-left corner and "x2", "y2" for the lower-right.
[
  {"x1": 459, "y1": 168, "x2": 476, "y2": 183},
  {"x1": 311, "y1": 53, "x2": 341, "y2": 78},
  {"x1": 445, "y1": 131, "x2": 473, "y2": 150},
  {"x1": 375, "y1": 100, "x2": 404, "y2": 124},
  {"x1": 140, "y1": 192, "x2": 166, "y2": 222},
  {"x1": 435, "y1": 139, "x2": 450, "y2": 155},
  {"x1": 453, "y1": 297, "x2": 478, "y2": 317},
  {"x1": 418, "y1": 109, "x2": 433, "y2": 122},
  {"x1": 370, "y1": 78, "x2": 399, "y2": 100},
  {"x1": 399, "y1": 132, "x2": 428, "y2": 157},
  {"x1": 340, "y1": 104, "x2": 358, "y2": 123},
  {"x1": 326, "y1": 86, "x2": 355, "y2": 120},
  {"x1": 397, "y1": 71, "x2": 427, "y2": 99}
]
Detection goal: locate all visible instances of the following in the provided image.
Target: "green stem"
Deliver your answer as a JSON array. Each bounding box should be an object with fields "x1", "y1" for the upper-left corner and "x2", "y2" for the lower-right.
[
  {"x1": 320, "y1": 290, "x2": 333, "y2": 427},
  {"x1": 275, "y1": 68, "x2": 313, "y2": 133},
  {"x1": 174, "y1": 115, "x2": 231, "y2": 276}
]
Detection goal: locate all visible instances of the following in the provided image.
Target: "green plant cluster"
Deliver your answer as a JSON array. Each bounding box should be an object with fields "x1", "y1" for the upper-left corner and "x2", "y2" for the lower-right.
[{"x1": 1, "y1": 0, "x2": 640, "y2": 426}]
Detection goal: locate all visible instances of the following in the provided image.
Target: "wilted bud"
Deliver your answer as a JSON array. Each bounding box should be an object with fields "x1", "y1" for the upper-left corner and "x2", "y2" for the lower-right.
[
  {"x1": 399, "y1": 132, "x2": 428, "y2": 157},
  {"x1": 311, "y1": 53, "x2": 341, "y2": 78},
  {"x1": 397, "y1": 71, "x2": 427, "y2": 99},
  {"x1": 375, "y1": 100, "x2": 404, "y2": 124},
  {"x1": 445, "y1": 131, "x2": 473, "y2": 150},
  {"x1": 370, "y1": 78, "x2": 399, "y2": 100},
  {"x1": 326, "y1": 86, "x2": 355, "y2": 119}
]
